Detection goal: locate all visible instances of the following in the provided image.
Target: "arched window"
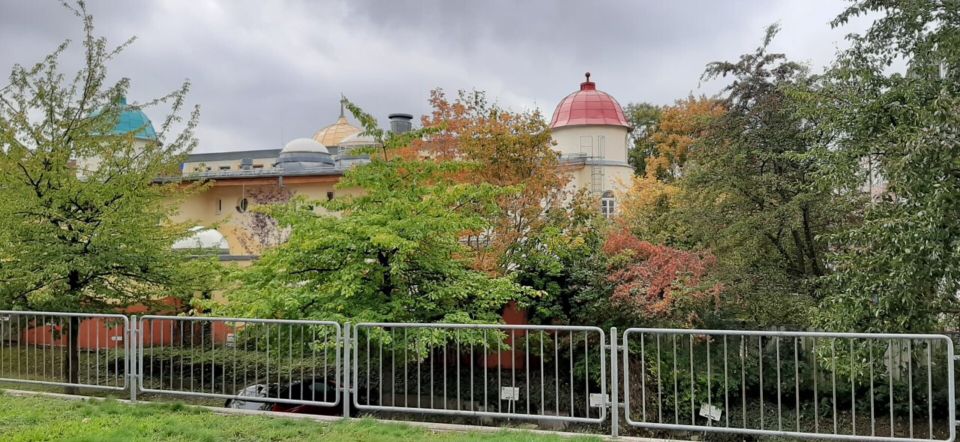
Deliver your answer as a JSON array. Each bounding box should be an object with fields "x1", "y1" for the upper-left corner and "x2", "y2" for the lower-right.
[{"x1": 601, "y1": 191, "x2": 616, "y2": 218}]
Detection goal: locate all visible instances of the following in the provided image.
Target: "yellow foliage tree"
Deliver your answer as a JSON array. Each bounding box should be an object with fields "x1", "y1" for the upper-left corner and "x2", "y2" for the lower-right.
[
  {"x1": 644, "y1": 95, "x2": 725, "y2": 181},
  {"x1": 412, "y1": 89, "x2": 569, "y2": 274},
  {"x1": 617, "y1": 176, "x2": 681, "y2": 243}
]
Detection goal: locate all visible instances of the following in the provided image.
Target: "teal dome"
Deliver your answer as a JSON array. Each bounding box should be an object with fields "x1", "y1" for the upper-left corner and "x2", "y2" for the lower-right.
[{"x1": 96, "y1": 96, "x2": 158, "y2": 141}]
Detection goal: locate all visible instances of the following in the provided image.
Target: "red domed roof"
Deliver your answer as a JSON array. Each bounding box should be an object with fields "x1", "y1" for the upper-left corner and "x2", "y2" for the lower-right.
[{"x1": 550, "y1": 73, "x2": 630, "y2": 130}]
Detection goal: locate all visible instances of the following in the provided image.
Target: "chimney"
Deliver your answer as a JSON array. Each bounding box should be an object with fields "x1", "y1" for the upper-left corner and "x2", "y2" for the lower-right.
[{"x1": 388, "y1": 113, "x2": 413, "y2": 134}]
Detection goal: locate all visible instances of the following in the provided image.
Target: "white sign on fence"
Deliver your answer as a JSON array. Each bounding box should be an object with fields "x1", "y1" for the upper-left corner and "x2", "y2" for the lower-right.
[
  {"x1": 699, "y1": 403, "x2": 722, "y2": 421},
  {"x1": 590, "y1": 393, "x2": 609, "y2": 408},
  {"x1": 500, "y1": 387, "x2": 520, "y2": 401}
]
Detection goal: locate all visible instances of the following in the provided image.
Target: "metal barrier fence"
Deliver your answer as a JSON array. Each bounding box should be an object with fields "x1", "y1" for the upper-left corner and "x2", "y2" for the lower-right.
[
  {"x1": 0, "y1": 310, "x2": 957, "y2": 441},
  {"x1": 0, "y1": 310, "x2": 129, "y2": 391},
  {"x1": 350, "y1": 323, "x2": 607, "y2": 423},
  {"x1": 137, "y1": 316, "x2": 341, "y2": 408},
  {"x1": 619, "y1": 328, "x2": 957, "y2": 442}
]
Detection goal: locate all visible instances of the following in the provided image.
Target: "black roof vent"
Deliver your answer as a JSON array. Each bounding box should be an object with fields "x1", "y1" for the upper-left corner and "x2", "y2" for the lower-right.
[{"x1": 388, "y1": 113, "x2": 413, "y2": 134}]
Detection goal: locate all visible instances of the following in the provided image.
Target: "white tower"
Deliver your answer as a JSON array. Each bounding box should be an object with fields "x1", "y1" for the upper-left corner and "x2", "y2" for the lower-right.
[{"x1": 549, "y1": 73, "x2": 633, "y2": 217}]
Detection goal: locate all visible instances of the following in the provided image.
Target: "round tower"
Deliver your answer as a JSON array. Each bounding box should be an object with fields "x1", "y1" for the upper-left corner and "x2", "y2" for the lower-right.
[{"x1": 550, "y1": 73, "x2": 633, "y2": 216}]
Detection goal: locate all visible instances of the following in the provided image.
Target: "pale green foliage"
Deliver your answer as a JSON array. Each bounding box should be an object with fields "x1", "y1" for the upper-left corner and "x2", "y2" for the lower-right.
[
  {"x1": 222, "y1": 100, "x2": 539, "y2": 324},
  {"x1": 813, "y1": 0, "x2": 960, "y2": 332},
  {"x1": 0, "y1": 1, "x2": 217, "y2": 313}
]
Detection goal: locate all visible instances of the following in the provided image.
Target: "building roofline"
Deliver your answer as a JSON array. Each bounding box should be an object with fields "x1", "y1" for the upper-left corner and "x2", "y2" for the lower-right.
[
  {"x1": 185, "y1": 149, "x2": 282, "y2": 163},
  {"x1": 162, "y1": 167, "x2": 347, "y2": 183}
]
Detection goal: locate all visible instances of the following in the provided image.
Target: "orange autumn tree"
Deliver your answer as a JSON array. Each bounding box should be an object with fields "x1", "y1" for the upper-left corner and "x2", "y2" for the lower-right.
[
  {"x1": 644, "y1": 95, "x2": 725, "y2": 181},
  {"x1": 413, "y1": 89, "x2": 570, "y2": 273},
  {"x1": 604, "y1": 229, "x2": 723, "y2": 326},
  {"x1": 618, "y1": 95, "x2": 724, "y2": 243}
]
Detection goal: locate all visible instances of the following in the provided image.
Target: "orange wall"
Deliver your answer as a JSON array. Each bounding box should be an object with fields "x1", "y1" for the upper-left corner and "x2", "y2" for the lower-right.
[
  {"x1": 485, "y1": 301, "x2": 529, "y2": 369},
  {"x1": 19, "y1": 297, "x2": 235, "y2": 349}
]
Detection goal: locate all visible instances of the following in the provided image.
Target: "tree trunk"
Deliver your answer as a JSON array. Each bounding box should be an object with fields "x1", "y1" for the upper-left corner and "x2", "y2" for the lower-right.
[
  {"x1": 378, "y1": 250, "x2": 394, "y2": 298},
  {"x1": 790, "y1": 229, "x2": 808, "y2": 276},
  {"x1": 64, "y1": 316, "x2": 80, "y2": 394},
  {"x1": 64, "y1": 270, "x2": 82, "y2": 394},
  {"x1": 801, "y1": 206, "x2": 823, "y2": 277}
]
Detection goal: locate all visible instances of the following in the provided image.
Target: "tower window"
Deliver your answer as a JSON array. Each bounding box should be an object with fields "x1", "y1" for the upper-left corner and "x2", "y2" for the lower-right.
[
  {"x1": 601, "y1": 191, "x2": 616, "y2": 218},
  {"x1": 579, "y1": 136, "x2": 593, "y2": 156}
]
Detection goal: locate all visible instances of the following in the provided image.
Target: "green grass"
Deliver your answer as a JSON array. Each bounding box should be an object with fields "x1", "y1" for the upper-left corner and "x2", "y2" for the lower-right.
[{"x1": 0, "y1": 393, "x2": 602, "y2": 442}]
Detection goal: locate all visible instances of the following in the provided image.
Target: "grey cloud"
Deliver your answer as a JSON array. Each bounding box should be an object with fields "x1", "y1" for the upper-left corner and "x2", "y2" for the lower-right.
[{"x1": 0, "y1": 0, "x2": 865, "y2": 152}]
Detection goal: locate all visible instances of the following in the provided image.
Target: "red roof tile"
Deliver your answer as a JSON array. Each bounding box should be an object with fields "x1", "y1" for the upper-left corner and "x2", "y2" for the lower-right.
[{"x1": 550, "y1": 73, "x2": 630, "y2": 129}]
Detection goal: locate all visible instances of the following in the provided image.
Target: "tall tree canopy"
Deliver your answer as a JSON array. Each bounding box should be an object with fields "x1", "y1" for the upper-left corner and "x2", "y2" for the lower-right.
[
  {"x1": 623, "y1": 102, "x2": 661, "y2": 176},
  {"x1": 223, "y1": 100, "x2": 538, "y2": 324},
  {"x1": 616, "y1": 25, "x2": 844, "y2": 327},
  {"x1": 812, "y1": 0, "x2": 960, "y2": 332},
  {"x1": 692, "y1": 25, "x2": 837, "y2": 287},
  {"x1": 0, "y1": 1, "x2": 212, "y2": 314},
  {"x1": 644, "y1": 96, "x2": 725, "y2": 182},
  {"x1": 414, "y1": 89, "x2": 568, "y2": 274},
  {"x1": 0, "y1": 1, "x2": 216, "y2": 386}
]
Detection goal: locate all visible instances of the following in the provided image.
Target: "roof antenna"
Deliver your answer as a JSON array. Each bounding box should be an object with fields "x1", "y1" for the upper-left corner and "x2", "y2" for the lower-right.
[
  {"x1": 339, "y1": 93, "x2": 346, "y2": 118},
  {"x1": 585, "y1": 72, "x2": 591, "y2": 82}
]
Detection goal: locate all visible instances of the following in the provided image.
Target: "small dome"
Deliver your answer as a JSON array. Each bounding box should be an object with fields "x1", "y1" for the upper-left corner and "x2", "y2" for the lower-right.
[
  {"x1": 550, "y1": 73, "x2": 630, "y2": 130},
  {"x1": 338, "y1": 132, "x2": 378, "y2": 148},
  {"x1": 277, "y1": 138, "x2": 334, "y2": 168},
  {"x1": 93, "y1": 96, "x2": 158, "y2": 141},
  {"x1": 282, "y1": 137, "x2": 329, "y2": 154},
  {"x1": 172, "y1": 226, "x2": 230, "y2": 254},
  {"x1": 313, "y1": 116, "x2": 361, "y2": 146}
]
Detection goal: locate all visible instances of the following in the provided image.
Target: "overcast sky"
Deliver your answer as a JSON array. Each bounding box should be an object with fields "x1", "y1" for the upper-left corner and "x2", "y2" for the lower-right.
[{"x1": 0, "y1": 1, "x2": 871, "y2": 153}]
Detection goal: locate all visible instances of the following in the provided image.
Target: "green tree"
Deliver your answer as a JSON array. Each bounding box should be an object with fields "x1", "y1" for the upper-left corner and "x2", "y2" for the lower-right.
[
  {"x1": 0, "y1": 2, "x2": 216, "y2": 388},
  {"x1": 512, "y1": 190, "x2": 614, "y2": 326},
  {"x1": 222, "y1": 100, "x2": 537, "y2": 324},
  {"x1": 675, "y1": 25, "x2": 843, "y2": 327},
  {"x1": 624, "y1": 102, "x2": 661, "y2": 176},
  {"x1": 812, "y1": 0, "x2": 960, "y2": 332}
]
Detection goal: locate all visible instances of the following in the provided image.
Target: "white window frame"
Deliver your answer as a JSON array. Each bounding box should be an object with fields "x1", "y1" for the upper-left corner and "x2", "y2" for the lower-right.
[{"x1": 601, "y1": 191, "x2": 616, "y2": 218}]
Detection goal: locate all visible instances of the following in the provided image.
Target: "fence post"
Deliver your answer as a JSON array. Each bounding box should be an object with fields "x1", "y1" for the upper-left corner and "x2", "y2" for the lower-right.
[
  {"x1": 343, "y1": 322, "x2": 351, "y2": 419},
  {"x1": 610, "y1": 327, "x2": 619, "y2": 438},
  {"x1": 129, "y1": 315, "x2": 137, "y2": 403}
]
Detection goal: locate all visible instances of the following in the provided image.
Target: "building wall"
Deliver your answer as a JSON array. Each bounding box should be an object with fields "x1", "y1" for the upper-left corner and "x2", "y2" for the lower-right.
[
  {"x1": 552, "y1": 125, "x2": 630, "y2": 164},
  {"x1": 552, "y1": 125, "x2": 633, "y2": 196},
  {"x1": 171, "y1": 178, "x2": 360, "y2": 255}
]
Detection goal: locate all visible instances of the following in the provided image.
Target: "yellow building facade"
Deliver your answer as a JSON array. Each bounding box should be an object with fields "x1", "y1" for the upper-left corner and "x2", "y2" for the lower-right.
[
  {"x1": 162, "y1": 75, "x2": 634, "y2": 260},
  {"x1": 172, "y1": 105, "x2": 385, "y2": 260}
]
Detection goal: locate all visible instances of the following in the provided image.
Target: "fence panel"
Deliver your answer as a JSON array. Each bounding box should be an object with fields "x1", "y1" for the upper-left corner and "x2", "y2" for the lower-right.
[
  {"x1": 352, "y1": 322, "x2": 607, "y2": 424},
  {"x1": 622, "y1": 328, "x2": 957, "y2": 442},
  {"x1": 137, "y1": 316, "x2": 341, "y2": 408},
  {"x1": 0, "y1": 310, "x2": 129, "y2": 391}
]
